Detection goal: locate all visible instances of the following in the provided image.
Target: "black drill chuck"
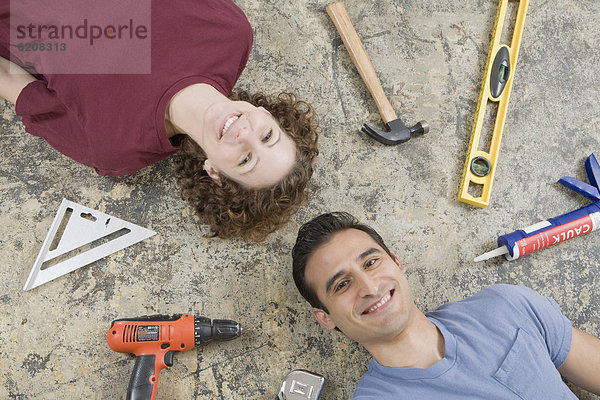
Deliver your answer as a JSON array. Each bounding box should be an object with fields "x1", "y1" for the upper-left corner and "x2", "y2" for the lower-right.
[{"x1": 194, "y1": 316, "x2": 241, "y2": 346}]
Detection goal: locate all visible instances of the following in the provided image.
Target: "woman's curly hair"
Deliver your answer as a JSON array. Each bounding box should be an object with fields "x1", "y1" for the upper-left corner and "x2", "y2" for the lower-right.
[{"x1": 174, "y1": 91, "x2": 319, "y2": 241}]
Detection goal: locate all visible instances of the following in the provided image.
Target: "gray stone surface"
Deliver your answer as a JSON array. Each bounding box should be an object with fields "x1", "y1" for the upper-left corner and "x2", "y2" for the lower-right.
[{"x1": 1, "y1": 0, "x2": 599, "y2": 398}]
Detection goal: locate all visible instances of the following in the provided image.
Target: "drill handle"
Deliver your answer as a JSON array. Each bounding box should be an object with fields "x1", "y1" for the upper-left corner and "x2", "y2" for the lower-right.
[{"x1": 127, "y1": 355, "x2": 159, "y2": 400}]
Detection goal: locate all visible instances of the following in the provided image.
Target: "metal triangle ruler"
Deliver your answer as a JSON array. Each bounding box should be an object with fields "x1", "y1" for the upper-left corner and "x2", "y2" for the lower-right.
[{"x1": 24, "y1": 198, "x2": 156, "y2": 291}]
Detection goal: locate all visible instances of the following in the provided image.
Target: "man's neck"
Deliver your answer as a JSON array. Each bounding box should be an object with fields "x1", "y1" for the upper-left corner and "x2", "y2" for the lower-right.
[{"x1": 364, "y1": 307, "x2": 445, "y2": 369}]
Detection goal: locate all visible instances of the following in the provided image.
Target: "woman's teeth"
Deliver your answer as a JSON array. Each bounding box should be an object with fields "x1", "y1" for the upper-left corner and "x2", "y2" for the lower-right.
[
  {"x1": 221, "y1": 115, "x2": 239, "y2": 138},
  {"x1": 365, "y1": 292, "x2": 392, "y2": 314}
]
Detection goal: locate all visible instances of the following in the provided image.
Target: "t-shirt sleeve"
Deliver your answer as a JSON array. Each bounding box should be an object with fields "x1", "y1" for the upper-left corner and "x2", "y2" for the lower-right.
[
  {"x1": 489, "y1": 284, "x2": 573, "y2": 368},
  {"x1": 15, "y1": 80, "x2": 91, "y2": 167}
]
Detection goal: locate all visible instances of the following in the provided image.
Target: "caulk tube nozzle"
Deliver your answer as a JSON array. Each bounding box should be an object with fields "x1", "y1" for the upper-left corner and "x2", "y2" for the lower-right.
[{"x1": 474, "y1": 246, "x2": 508, "y2": 262}]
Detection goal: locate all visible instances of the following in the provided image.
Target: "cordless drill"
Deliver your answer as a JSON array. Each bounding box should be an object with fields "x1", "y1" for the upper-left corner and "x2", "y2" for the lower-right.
[{"x1": 107, "y1": 314, "x2": 241, "y2": 400}]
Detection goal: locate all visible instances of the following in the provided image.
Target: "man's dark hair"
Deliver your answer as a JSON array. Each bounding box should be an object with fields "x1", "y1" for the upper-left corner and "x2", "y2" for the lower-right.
[{"x1": 292, "y1": 212, "x2": 393, "y2": 313}]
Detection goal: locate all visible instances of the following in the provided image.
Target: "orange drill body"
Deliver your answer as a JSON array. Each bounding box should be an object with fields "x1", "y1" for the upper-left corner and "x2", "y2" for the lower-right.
[
  {"x1": 107, "y1": 314, "x2": 241, "y2": 400},
  {"x1": 107, "y1": 313, "x2": 195, "y2": 357}
]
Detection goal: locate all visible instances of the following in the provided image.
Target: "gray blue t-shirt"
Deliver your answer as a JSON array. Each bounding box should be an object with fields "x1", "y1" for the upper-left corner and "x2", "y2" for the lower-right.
[{"x1": 352, "y1": 284, "x2": 575, "y2": 399}]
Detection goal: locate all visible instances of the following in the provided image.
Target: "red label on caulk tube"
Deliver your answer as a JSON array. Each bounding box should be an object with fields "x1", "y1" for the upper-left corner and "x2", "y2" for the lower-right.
[{"x1": 509, "y1": 211, "x2": 600, "y2": 259}]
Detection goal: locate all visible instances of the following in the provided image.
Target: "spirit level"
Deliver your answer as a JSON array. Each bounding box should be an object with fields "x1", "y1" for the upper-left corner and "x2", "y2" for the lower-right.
[{"x1": 458, "y1": 0, "x2": 529, "y2": 207}]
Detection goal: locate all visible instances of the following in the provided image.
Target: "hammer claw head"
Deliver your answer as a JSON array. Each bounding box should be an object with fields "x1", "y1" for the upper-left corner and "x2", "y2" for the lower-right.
[
  {"x1": 362, "y1": 121, "x2": 410, "y2": 145},
  {"x1": 361, "y1": 119, "x2": 428, "y2": 146}
]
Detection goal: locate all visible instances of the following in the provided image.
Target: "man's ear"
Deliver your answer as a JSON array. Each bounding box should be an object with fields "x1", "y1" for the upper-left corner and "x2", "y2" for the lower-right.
[
  {"x1": 203, "y1": 159, "x2": 222, "y2": 186},
  {"x1": 390, "y1": 251, "x2": 406, "y2": 273},
  {"x1": 313, "y1": 308, "x2": 336, "y2": 331}
]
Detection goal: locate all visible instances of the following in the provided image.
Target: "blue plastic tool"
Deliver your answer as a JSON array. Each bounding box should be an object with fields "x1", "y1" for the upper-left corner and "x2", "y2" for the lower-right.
[{"x1": 475, "y1": 153, "x2": 600, "y2": 261}]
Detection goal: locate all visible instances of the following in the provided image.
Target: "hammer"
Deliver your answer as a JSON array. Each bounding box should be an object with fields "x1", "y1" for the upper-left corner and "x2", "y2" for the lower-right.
[{"x1": 326, "y1": 2, "x2": 429, "y2": 145}]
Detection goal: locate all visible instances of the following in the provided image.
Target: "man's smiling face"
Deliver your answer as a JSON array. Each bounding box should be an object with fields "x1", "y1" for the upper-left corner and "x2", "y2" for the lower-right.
[{"x1": 304, "y1": 228, "x2": 415, "y2": 347}]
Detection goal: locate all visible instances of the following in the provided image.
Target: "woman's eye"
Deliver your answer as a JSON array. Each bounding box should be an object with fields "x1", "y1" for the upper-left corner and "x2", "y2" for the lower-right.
[
  {"x1": 262, "y1": 130, "x2": 272, "y2": 142},
  {"x1": 239, "y1": 153, "x2": 251, "y2": 165},
  {"x1": 365, "y1": 259, "x2": 376, "y2": 268}
]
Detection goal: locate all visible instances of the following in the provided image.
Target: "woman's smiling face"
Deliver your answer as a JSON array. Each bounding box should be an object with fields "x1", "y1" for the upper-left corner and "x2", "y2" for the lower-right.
[{"x1": 198, "y1": 100, "x2": 296, "y2": 188}]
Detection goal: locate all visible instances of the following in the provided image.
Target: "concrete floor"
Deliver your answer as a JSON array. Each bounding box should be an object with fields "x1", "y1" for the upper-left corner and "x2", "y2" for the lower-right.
[{"x1": 1, "y1": 0, "x2": 599, "y2": 398}]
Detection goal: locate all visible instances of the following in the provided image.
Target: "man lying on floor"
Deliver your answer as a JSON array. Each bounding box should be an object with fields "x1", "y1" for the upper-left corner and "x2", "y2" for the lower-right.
[{"x1": 292, "y1": 211, "x2": 600, "y2": 399}]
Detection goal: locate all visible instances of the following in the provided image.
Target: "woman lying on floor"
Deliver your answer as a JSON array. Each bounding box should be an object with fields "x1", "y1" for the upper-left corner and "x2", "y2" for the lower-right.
[{"x1": 0, "y1": 0, "x2": 319, "y2": 241}]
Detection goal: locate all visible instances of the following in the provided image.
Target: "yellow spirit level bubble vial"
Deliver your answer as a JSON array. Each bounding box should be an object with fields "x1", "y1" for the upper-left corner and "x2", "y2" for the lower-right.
[{"x1": 458, "y1": 0, "x2": 529, "y2": 208}]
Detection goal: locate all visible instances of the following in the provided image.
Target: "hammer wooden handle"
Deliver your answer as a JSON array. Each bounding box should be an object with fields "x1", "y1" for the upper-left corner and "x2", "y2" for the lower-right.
[{"x1": 326, "y1": 1, "x2": 397, "y2": 123}]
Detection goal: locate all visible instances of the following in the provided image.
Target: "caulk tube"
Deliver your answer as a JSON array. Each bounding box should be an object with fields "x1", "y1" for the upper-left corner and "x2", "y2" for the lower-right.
[{"x1": 498, "y1": 202, "x2": 600, "y2": 260}]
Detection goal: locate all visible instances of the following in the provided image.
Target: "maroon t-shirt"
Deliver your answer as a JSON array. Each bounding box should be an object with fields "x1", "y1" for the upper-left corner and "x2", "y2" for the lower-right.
[{"x1": 0, "y1": 0, "x2": 252, "y2": 175}]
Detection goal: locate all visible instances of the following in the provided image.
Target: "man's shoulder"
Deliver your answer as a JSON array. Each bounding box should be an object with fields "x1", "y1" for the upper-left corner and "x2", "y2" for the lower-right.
[
  {"x1": 445, "y1": 284, "x2": 546, "y2": 312},
  {"x1": 474, "y1": 284, "x2": 559, "y2": 314},
  {"x1": 430, "y1": 284, "x2": 559, "y2": 332},
  {"x1": 474, "y1": 283, "x2": 535, "y2": 297}
]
